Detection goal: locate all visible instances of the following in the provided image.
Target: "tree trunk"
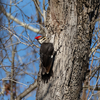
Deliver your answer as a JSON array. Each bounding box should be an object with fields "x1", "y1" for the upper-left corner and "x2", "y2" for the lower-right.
[{"x1": 36, "y1": 0, "x2": 99, "y2": 100}]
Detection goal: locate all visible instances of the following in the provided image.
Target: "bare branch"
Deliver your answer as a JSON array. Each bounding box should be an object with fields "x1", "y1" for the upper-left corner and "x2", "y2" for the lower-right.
[
  {"x1": 0, "y1": 5, "x2": 40, "y2": 33},
  {"x1": 89, "y1": 43, "x2": 100, "y2": 57},
  {"x1": 1, "y1": 26, "x2": 40, "y2": 48},
  {"x1": 2, "y1": 78, "x2": 28, "y2": 87},
  {"x1": 88, "y1": 77, "x2": 100, "y2": 100},
  {"x1": 16, "y1": 81, "x2": 37, "y2": 100},
  {"x1": 32, "y1": 0, "x2": 44, "y2": 17},
  {"x1": 43, "y1": 0, "x2": 46, "y2": 25},
  {"x1": 0, "y1": 85, "x2": 5, "y2": 95}
]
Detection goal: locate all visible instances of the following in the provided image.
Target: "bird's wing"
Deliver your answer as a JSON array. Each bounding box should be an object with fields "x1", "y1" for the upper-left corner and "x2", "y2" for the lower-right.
[{"x1": 40, "y1": 43, "x2": 54, "y2": 74}]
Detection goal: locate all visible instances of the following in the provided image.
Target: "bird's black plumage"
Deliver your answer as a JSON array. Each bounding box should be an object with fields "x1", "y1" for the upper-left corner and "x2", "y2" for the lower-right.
[{"x1": 40, "y1": 43, "x2": 54, "y2": 74}]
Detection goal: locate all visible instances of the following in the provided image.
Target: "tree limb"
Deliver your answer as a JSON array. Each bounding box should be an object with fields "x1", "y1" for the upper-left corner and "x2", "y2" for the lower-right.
[
  {"x1": 0, "y1": 5, "x2": 40, "y2": 33},
  {"x1": 16, "y1": 81, "x2": 37, "y2": 100},
  {"x1": 32, "y1": 0, "x2": 44, "y2": 17}
]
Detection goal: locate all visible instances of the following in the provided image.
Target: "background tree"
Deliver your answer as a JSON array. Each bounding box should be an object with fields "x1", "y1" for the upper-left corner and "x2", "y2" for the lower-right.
[
  {"x1": 0, "y1": 0, "x2": 100, "y2": 100},
  {"x1": 0, "y1": 0, "x2": 40, "y2": 100}
]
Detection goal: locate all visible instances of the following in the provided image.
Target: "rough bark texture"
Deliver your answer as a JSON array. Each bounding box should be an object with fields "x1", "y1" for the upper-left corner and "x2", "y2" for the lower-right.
[{"x1": 36, "y1": 0, "x2": 100, "y2": 100}]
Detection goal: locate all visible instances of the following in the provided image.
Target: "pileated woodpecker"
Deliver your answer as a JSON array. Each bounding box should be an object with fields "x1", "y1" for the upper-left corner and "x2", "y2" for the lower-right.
[{"x1": 35, "y1": 36, "x2": 54, "y2": 75}]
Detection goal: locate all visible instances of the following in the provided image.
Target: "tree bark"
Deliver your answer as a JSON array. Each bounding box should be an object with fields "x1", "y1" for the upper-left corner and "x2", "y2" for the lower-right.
[{"x1": 36, "y1": 0, "x2": 100, "y2": 100}]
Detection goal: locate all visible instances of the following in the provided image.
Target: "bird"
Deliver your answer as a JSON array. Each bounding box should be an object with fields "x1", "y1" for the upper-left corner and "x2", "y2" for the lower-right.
[{"x1": 35, "y1": 36, "x2": 54, "y2": 75}]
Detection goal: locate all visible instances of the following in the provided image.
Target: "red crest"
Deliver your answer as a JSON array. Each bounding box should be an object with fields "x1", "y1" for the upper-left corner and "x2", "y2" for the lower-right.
[{"x1": 35, "y1": 36, "x2": 41, "y2": 39}]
